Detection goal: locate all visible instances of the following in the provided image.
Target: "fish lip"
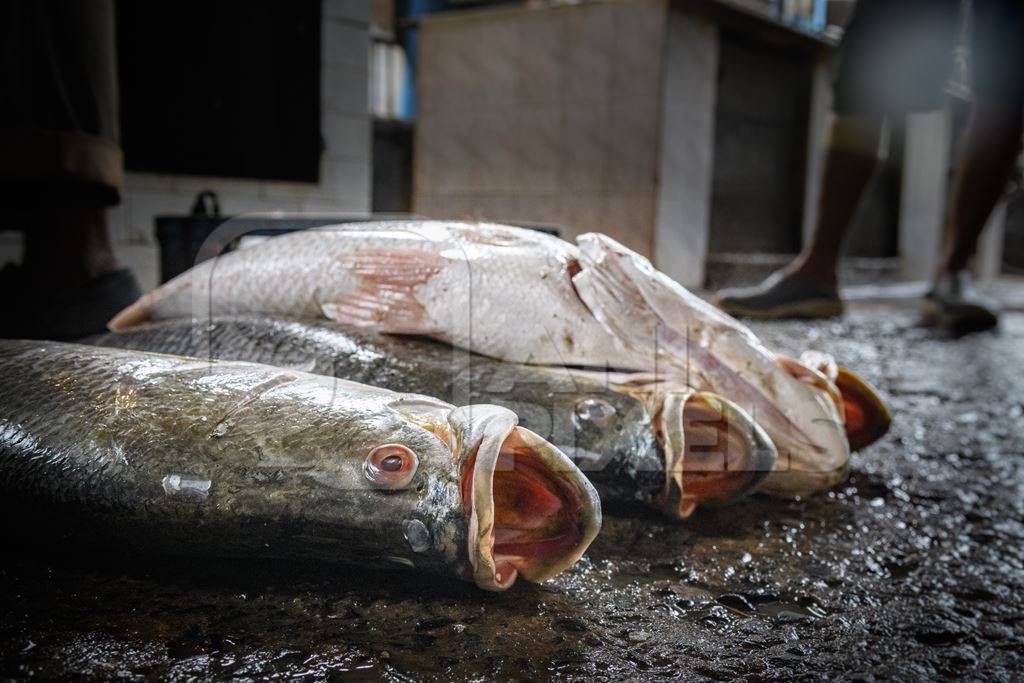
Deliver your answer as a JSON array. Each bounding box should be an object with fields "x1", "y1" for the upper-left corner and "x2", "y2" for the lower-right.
[
  {"x1": 656, "y1": 390, "x2": 777, "y2": 518},
  {"x1": 448, "y1": 405, "x2": 602, "y2": 591},
  {"x1": 756, "y1": 456, "x2": 851, "y2": 498}
]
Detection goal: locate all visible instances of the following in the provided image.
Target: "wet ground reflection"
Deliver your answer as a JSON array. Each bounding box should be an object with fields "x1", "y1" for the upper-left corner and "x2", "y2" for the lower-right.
[{"x1": 2, "y1": 300, "x2": 1023, "y2": 679}]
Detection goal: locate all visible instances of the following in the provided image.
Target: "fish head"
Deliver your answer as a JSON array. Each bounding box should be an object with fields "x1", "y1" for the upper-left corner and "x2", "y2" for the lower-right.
[
  {"x1": 444, "y1": 404, "x2": 602, "y2": 591},
  {"x1": 566, "y1": 385, "x2": 662, "y2": 481},
  {"x1": 789, "y1": 351, "x2": 892, "y2": 452},
  {"x1": 653, "y1": 389, "x2": 777, "y2": 518}
]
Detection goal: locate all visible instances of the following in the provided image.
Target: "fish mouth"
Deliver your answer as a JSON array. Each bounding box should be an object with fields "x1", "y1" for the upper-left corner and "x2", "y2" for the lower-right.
[
  {"x1": 448, "y1": 405, "x2": 602, "y2": 591},
  {"x1": 655, "y1": 390, "x2": 777, "y2": 519},
  {"x1": 781, "y1": 354, "x2": 892, "y2": 452},
  {"x1": 833, "y1": 366, "x2": 891, "y2": 451}
]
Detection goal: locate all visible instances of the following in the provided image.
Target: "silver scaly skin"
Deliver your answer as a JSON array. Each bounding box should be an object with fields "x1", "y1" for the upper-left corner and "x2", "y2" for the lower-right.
[
  {"x1": 89, "y1": 315, "x2": 777, "y2": 519},
  {"x1": 0, "y1": 340, "x2": 600, "y2": 590},
  {"x1": 108, "y1": 221, "x2": 879, "y2": 498}
]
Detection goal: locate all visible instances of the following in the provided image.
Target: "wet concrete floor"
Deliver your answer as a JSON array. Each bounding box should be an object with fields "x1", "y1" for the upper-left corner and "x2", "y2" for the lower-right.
[{"x1": 2, "y1": 298, "x2": 1023, "y2": 680}]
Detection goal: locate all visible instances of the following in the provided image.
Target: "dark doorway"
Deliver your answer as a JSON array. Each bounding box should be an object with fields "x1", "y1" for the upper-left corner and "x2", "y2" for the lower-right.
[{"x1": 117, "y1": 0, "x2": 322, "y2": 183}]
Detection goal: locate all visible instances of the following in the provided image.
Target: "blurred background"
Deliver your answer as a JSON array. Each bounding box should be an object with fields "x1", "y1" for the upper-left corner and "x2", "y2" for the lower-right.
[{"x1": 1, "y1": 0, "x2": 1020, "y2": 294}]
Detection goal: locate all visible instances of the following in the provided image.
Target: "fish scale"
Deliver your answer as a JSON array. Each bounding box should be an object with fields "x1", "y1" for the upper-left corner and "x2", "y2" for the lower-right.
[
  {"x1": 90, "y1": 315, "x2": 778, "y2": 519},
  {"x1": 0, "y1": 340, "x2": 601, "y2": 590},
  {"x1": 107, "y1": 222, "x2": 874, "y2": 499}
]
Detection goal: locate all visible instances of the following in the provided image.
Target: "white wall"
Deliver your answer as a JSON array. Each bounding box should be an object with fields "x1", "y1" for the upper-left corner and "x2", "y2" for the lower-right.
[
  {"x1": 653, "y1": 8, "x2": 718, "y2": 288},
  {"x1": 0, "y1": 0, "x2": 371, "y2": 292},
  {"x1": 413, "y1": 0, "x2": 668, "y2": 257}
]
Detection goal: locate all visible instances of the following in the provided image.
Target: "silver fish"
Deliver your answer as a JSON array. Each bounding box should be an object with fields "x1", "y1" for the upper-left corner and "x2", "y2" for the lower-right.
[
  {"x1": 89, "y1": 315, "x2": 778, "y2": 519},
  {"x1": 0, "y1": 340, "x2": 600, "y2": 590},
  {"x1": 108, "y1": 221, "x2": 888, "y2": 497}
]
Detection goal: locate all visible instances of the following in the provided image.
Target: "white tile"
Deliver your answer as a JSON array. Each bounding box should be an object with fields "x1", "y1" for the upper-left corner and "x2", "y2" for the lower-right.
[
  {"x1": 217, "y1": 196, "x2": 304, "y2": 215},
  {"x1": 518, "y1": 10, "x2": 566, "y2": 106},
  {"x1": 114, "y1": 243, "x2": 161, "y2": 292},
  {"x1": 107, "y1": 203, "x2": 130, "y2": 245},
  {"x1": 416, "y1": 115, "x2": 475, "y2": 195},
  {"x1": 322, "y1": 111, "x2": 371, "y2": 160},
  {"x1": 323, "y1": 0, "x2": 369, "y2": 24},
  {"x1": 608, "y1": 98, "x2": 659, "y2": 193},
  {"x1": 611, "y1": 0, "x2": 667, "y2": 97},
  {"x1": 323, "y1": 62, "x2": 369, "y2": 115},
  {"x1": 561, "y1": 3, "x2": 612, "y2": 104},
  {"x1": 514, "y1": 194, "x2": 562, "y2": 226},
  {"x1": 412, "y1": 193, "x2": 444, "y2": 218},
  {"x1": 654, "y1": 9, "x2": 718, "y2": 288},
  {"x1": 515, "y1": 106, "x2": 563, "y2": 194},
  {"x1": 561, "y1": 102, "x2": 610, "y2": 194},
  {"x1": 602, "y1": 194, "x2": 654, "y2": 255},
  {"x1": 258, "y1": 179, "x2": 319, "y2": 204},
  {"x1": 124, "y1": 171, "x2": 176, "y2": 193},
  {"x1": 298, "y1": 200, "x2": 369, "y2": 215},
  {"x1": 468, "y1": 17, "x2": 520, "y2": 111},
  {"x1": 269, "y1": 158, "x2": 369, "y2": 209},
  {"x1": 168, "y1": 175, "x2": 263, "y2": 200},
  {"x1": 124, "y1": 190, "x2": 190, "y2": 244},
  {"x1": 329, "y1": 158, "x2": 371, "y2": 207},
  {"x1": 323, "y1": 19, "x2": 370, "y2": 68},
  {"x1": 470, "y1": 111, "x2": 519, "y2": 194}
]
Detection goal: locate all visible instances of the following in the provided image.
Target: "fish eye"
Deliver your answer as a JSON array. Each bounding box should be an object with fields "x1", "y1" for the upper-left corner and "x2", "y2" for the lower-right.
[
  {"x1": 575, "y1": 397, "x2": 616, "y2": 427},
  {"x1": 364, "y1": 444, "x2": 418, "y2": 489}
]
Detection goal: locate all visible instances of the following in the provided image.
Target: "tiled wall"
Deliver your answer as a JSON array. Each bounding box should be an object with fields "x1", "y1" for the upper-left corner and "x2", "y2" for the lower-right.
[
  {"x1": 0, "y1": 0, "x2": 371, "y2": 292},
  {"x1": 653, "y1": 8, "x2": 719, "y2": 288},
  {"x1": 413, "y1": 0, "x2": 667, "y2": 256}
]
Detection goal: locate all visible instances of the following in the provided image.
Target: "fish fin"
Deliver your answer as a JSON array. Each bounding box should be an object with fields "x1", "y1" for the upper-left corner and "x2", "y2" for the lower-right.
[
  {"x1": 834, "y1": 366, "x2": 891, "y2": 451},
  {"x1": 321, "y1": 248, "x2": 446, "y2": 334},
  {"x1": 109, "y1": 267, "x2": 200, "y2": 331},
  {"x1": 108, "y1": 292, "x2": 156, "y2": 331},
  {"x1": 340, "y1": 247, "x2": 447, "y2": 287},
  {"x1": 319, "y1": 295, "x2": 438, "y2": 334}
]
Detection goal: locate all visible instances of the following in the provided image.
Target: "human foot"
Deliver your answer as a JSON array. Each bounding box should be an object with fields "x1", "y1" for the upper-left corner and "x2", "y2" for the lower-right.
[
  {"x1": 922, "y1": 270, "x2": 999, "y2": 335},
  {"x1": 716, "y1": 270, "x2": 843, "y2": 319}
]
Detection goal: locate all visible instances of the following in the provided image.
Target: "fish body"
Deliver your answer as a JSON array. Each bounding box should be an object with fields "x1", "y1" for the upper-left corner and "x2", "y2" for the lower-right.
[
  {"x1": 572, "y1": 234, "x2": 851, "y2": 496},
  {"x1": 110, "y1": 222, "x2": 632, "y2": 369},
  {"x1": 109, "y1": 221, "x2": 864, "y2": 496},
  {"x1": 0, "y1": 340, "x2": 600, "y2": 590},
  {"x1": 90, "y1": 316, "x2": 777, "y2": 518}
]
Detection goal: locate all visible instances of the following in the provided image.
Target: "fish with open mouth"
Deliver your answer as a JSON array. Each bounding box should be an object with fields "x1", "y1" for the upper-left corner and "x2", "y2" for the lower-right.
[
  {"x1": 108, "y1": 221, "x2": 889, "y2": 497},
  {"x1": 0, "y1": 340, "x2": 600, "y2": 590},
  {"x1": 90, "y1": 315, "x2": 777, "y2": 518},
  {"x1": 570, "y1": 234, "x2": 884, "y2": 497}
]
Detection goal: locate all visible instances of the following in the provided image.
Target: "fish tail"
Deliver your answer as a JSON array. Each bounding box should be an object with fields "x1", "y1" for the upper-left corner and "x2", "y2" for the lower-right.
[{"x1": 107, "y1": 293, "x2": 155, "y2": 331}]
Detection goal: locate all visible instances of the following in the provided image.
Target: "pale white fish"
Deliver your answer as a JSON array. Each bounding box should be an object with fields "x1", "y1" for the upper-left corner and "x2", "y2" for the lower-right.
[
  {"x1": 110, "y1": 221, "x2": 645, "y2": 369},
  {"x1": 571, "y1": 233, "x2": 850, "y2": 496}
]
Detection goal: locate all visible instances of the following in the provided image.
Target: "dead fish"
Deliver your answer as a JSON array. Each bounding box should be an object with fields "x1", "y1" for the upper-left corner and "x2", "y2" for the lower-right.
[
  {"x1": 793, "y1": 350, "x2": 892, "y2": 453},
  {"x1": 107, "y1": 221, "x2": 635, "y2": 368},
  {"x1": 89, "y1": 315, "x2": 777, "y2": 519},
  {"x1": 107, "y1": 221, "x2": 888, "y2": 495},
  {"x1": 0, "y1": 340, "x2": 600, "y2": 590},
  {"x1": 571, "y1": 235, "x2": 862, "y2": 497}
]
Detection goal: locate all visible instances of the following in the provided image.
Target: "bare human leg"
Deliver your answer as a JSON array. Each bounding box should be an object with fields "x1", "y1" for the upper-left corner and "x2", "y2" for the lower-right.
[
  {"x1": 787, "y1": 115, "x2": 886, "y2": 288},
  {"x1": 939, "y1": 99, "x2": 1023, "y2": 276},
  {"x1": 716, "y1": 114, "x2": 884, "y2": 319},
  {"x1": 923, "y1": 98, "x2": 1023, "y2": 334}
]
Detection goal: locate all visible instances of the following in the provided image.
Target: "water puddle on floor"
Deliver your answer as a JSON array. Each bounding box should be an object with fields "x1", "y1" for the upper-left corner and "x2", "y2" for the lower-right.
[{"x1": 711, "y1": 587, "x2": 827, "y2": 621}]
